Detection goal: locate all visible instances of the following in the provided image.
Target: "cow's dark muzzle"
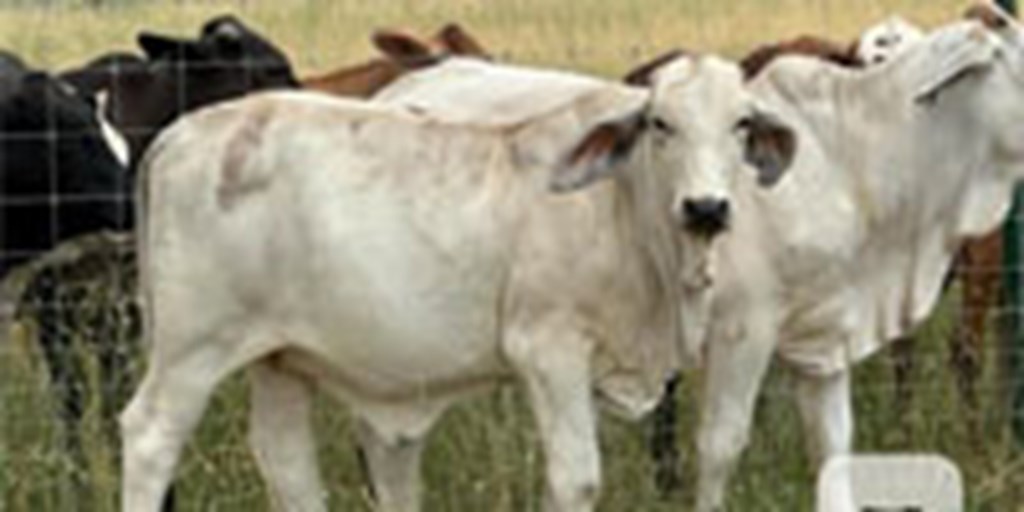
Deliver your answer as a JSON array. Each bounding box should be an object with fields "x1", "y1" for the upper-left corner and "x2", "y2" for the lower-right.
[{"x1": 682, "y1": 197, "x2": 730, "y2": 237}]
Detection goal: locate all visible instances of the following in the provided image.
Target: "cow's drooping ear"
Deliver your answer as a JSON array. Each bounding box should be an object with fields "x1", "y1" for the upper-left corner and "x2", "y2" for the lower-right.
[
  {"x1": 434, "y1": 23, "x2": 489, "y2": 58},
  {"x1": 739, "y1": 110, "x2": 797, "y2": 187},
  {"x1": 551, "y1": 112, "x2": 647, "y2": 193},
  {"x1": 372, "y1": 29, "x2": 440, "y2": 69},
  {"x1": 912, "y1": 22, "x2": 999, "y2": 104},
  {"x1": 138, "y1": 33, "x2": 204, "y2": 61},
  {"x1": 623, "y1": 49, "x2": 688, "y2": 86}
]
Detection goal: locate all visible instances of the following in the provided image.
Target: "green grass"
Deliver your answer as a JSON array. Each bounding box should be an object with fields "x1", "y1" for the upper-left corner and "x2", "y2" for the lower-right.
[
  {"x1": 5, "y1": 289, "x2": 1023, "y2": 511},
  {"x1": 2, "y1": 1, "x2": 1023, "y2": 511}
]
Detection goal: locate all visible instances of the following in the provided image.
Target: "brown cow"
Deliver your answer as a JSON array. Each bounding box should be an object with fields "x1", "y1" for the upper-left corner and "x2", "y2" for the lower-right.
[
  {"x1": 740, "y1": 34, "x2": 863, "y2": 81},
  {"x1": 301, "y1": 23, "x2": 488, "y2": 97},
  {"x1": 951, "y1": 233, "x2": 1003, "y2": 405}
]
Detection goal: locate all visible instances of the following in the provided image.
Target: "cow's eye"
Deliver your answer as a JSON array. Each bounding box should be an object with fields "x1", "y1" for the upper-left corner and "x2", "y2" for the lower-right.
[{"x1": 649, "y1": 116, "x2": 675, "y2": 134}]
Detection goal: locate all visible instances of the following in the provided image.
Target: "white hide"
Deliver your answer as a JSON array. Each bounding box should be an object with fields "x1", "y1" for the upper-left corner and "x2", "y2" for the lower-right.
[
  {"x1": 121, "y1": 52, "x2": 792, "y2": 512},
  {"x1": 375, "y1": 56, "x2": 781, "y2": 366},
  {"x1": 694, "y1": 13, "x2": 1024, "y2": 512},
  {"x1": 93, "y1": 90, "x2": 130, "y2": 167},
  {"x1": 118, "y1": 52, "x2": 770, "y2": 512},
  {"x1": 736, "y1": 21, "x2": 1005, "y2": 375},
  {"x1": 855, "y1": 15, "x2": 926, "y2": 66}
]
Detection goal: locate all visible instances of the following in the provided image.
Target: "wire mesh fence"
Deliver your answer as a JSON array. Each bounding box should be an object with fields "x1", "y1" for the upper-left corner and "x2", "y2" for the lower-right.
[{"x1": 1, "y1": 1, "x2": 1023, "y2": 511}]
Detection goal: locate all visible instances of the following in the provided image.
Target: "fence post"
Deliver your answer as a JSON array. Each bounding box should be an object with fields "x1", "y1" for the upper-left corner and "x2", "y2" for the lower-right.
[{"x1": 998, "y1": 0, "x2": 1024, "y2": 447}]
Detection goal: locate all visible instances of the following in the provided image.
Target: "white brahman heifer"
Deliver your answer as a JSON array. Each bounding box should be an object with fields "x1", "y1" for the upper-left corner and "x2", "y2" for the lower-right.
[
  {"x1": 120, "y1": 53, "x2": 796, "y2": 512},
  {"x1": 694, "y1": 5, "x2": 1024, "y2": 511}
]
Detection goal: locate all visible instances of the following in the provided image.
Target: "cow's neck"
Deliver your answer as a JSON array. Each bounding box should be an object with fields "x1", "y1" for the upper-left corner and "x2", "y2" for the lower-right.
[
  {"x1": 911, "y1": 94, "x2": 1014, "y2": 239},
  {"x1": 617, "y1": 150, "x2": 678, "y2": 296},
  {"x1": 753, "y1": 60, "x2": 1021, "y2": 366}
]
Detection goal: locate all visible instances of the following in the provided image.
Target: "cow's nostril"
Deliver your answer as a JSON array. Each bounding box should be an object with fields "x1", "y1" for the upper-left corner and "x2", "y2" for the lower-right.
[{"x1": 682, "y1": 198, "x2": 730, "y2": 236}]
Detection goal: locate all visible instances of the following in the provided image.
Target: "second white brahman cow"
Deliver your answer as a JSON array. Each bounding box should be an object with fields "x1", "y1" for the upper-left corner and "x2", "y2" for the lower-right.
[{"x1": 693, "y1": 6, "x2": 1024, "y2": 511}]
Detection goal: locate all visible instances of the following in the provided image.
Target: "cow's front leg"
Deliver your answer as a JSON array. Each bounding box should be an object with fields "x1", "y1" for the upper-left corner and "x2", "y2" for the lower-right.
[
  {"x1": 355, "y1": 417, "x2": 425, "y2": 512},
  {"x1": 696, "y1": 319, "x2": 776, "y2": 512},
  {"x1": 794, "y1": 369, "x2": 853, "y2": 467},
  {"x1": 795, "y1": 369, "x2": 854, "y2": 512},
  {"x1": 507, "y1": 327, "x2": 600, "y2": 512}
]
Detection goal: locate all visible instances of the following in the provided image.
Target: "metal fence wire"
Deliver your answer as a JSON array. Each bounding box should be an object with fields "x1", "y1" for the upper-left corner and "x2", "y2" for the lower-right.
[{"x1": 1, "y1": 1, "x2": 1023, "y2": 511}]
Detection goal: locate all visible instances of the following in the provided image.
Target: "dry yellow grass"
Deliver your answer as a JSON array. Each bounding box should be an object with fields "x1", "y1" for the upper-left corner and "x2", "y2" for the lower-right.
[{"x1": 0, "y1": 0, "x2": 965, "y2": 77}]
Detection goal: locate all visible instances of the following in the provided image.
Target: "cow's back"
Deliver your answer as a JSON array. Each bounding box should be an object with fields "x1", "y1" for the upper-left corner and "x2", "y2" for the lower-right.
[{"x1": 140, "y1": 91, "x2": 538, "y2": 397}]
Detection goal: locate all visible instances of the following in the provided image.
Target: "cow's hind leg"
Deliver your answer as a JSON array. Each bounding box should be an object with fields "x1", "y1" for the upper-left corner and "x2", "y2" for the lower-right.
[
  {"x1": 120, "y1": 337, "x2": 245, "y2": 512},
  {"x1": 247, "y1": 361, "x2": 326, "y2": 512},
  {"x1": 355, "y1": 417, "x2": 425, "y2": 512}
]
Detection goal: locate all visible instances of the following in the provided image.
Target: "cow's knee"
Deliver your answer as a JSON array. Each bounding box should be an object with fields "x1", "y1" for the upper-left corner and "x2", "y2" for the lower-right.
[
  {"x1": 120, "y1": 399, "x2": 165, "y2": 471},
  {"x1": 699, "y1": 422, "x2": 748, "y2": 473},
  {"x1": 120, "y1": 400, "x2": 180, "y2": 511}
]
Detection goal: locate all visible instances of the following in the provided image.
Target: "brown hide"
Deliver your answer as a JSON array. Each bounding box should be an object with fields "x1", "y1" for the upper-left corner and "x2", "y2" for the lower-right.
[
  {"x1": 301, "y1": 23, "x2": 488, "y2": 98},
  {"x1": 740, "y1": 35, "x2": 862, "y2": 81}
]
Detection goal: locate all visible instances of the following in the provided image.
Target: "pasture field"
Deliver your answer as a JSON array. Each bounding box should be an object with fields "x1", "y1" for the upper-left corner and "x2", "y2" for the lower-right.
[{"x1": 2, "y1": 0, "x2": 1024, "y2": 510}]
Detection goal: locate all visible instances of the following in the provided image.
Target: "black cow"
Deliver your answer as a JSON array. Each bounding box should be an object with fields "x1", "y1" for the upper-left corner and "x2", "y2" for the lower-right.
[
  {"x1": 1, "y1": 50, "x2": 27, "y2": 98},
  {"x1": 4, "y1": 16, "x2": 297, "y2": 506},
  {"x1": 1, "y1": 64, "x2": 133, "y2": 503},
  {"x1": 1, "y1": 70, "x2": 131, "y2": 276},
  {"x1": 61, "y1": 14, "x2": 299, "y2": 166}
]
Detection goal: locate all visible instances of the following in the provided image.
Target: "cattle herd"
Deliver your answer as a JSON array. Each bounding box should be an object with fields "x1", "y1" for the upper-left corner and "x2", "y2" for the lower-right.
[{"x1": 1, "y1": 2, "x2": 1022, "y2": 511}]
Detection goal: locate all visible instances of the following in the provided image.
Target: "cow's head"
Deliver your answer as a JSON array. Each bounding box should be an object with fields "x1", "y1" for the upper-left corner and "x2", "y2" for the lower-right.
[
  {"x1": 907, "y1": 4, "x2": 1024, "y2": 169},
  {"x1": 878, "y1": 3, "x2": 1024, "y2": 238},
  {"x1": 138, "y1": 14, "x2": 299, "y2": 96},
  {"x1": 553, "y1": 52, "x2": 796, "y2": 241},
  {"x1": 855, "y1": 15, "x2": 925, "y2": 66},
  {"x1": 1, "y1": 72, "x2": 126, "y2": 192},
  {"x1": 101, "y1": 15, "x2": 299, "y2": 163}
]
